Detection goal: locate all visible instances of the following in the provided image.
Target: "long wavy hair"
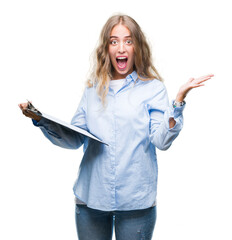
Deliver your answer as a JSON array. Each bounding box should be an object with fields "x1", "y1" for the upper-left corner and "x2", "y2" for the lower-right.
[{"x1": 87, "y1": 14, "x2": 163, "y2": 105}]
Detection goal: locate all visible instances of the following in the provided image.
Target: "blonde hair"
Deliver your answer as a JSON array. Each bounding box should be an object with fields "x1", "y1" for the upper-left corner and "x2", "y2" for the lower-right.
[{"x1": 87, "y1": 14, "x2": 163, "y2": 105}]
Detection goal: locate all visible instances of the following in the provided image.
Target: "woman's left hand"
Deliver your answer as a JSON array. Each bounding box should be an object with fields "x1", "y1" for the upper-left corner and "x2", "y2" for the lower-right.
[{"x1": 175, "y1": 74, "x2": 214, "y2": 102}]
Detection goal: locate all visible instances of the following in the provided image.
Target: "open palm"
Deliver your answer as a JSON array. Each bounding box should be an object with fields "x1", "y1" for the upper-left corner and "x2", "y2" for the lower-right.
[{"x1": 176, "y1": 74, "x2": 214, "y2": 102}]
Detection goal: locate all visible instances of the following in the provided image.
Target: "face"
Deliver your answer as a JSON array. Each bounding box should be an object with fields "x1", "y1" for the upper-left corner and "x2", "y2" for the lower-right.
[{"x1": 108, "y1": 24, "x2": 135, "y2": 80}]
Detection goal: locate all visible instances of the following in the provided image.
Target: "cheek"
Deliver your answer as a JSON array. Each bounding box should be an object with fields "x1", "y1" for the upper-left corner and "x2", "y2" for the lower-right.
[
  {"x1": 129, "y1": 47, "x2": 135, "y2": 59},
  {"x1": 108, "y1": 47, "x2": 115, "y2": 60},
  {"x1": 109, "y1": 55, "x2": 116, "y2": 65},
  {"x1": 129, "y1": 50, "x2": 135, "y2": 64}
]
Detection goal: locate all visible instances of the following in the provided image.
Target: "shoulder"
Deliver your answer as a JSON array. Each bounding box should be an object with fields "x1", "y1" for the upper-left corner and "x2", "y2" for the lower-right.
[
  {"x1": 84, "y1": 85, "x2": 97, "y2": 95},
  {"x1": 149, "y1": 78, "x2": 165, "y2": 88},
  {"x1": 137, "y1": 78, "x2": 167, "y2": 94},
  {"x1": 82, "y1": 85, "x2": 101, "y2": 104}
]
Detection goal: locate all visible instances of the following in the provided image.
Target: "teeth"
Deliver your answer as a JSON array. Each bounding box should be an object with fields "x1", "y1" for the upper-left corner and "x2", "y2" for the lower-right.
[{"x1": 117, "y1": 57, "x2": 127, "y2": 60}]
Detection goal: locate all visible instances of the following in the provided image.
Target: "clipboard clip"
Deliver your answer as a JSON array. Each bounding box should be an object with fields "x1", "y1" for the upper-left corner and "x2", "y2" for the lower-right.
[{"x1": 26, "y1": 100, "x2": 42, "y2": 115}]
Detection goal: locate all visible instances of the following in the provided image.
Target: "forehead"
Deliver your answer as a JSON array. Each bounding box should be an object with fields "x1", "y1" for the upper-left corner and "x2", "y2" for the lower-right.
[{"x1": 110, "y1": 24, "x2": 131, "y2": 37}]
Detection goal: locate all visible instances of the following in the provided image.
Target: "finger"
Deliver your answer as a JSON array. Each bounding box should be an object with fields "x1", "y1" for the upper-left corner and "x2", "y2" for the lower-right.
[
  {"x1": 19, "y1": 103, "x2": 27, "y2": 110},
  {"x1": 197, "y1": 77, "x2": 211, "y2": 83},
  {"x1": 188, "y1": 77, "x2": 195, "y2": 82},
  {"x1": 194, "y1": 76, "x2": 212, "y2": 84},
  {"x1": 196, "y1": 74, "x2": 214, "y2": 82},
  {"x1": 192, "y1": 83, "x2": 205, "y2": 88},
  {"x1": 19, "y1": 102, "x2": 29, "y2": 110},
  {"x1": 207, "y1": 73, "x2": 214, "y2": 77},
  {"x1": 189, "y1": 74, "x2": 214, "y2": 83},
  {"x1": 199, "y1": 74, "x2": 214, "y2": 79},
  {"x1": 18, "y1": 104, "x2": 23, "y2": 110}
]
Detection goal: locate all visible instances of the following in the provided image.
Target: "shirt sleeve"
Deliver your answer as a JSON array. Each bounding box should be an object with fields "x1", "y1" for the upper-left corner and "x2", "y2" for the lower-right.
[
  {"x1": 32, "y1": 88, "x2": 88, "y2": 149},
  {"x1": 148, "y1": 81, "x2": 185, "y2": 150}
]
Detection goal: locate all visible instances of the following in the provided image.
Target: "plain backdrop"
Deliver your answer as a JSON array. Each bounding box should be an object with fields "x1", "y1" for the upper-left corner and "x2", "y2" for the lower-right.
[{"x1": 1, "y1": 0, "x2": 231, "y2": 239}]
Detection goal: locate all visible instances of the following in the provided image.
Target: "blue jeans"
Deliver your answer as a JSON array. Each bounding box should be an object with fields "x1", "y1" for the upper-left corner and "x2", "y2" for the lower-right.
[{"x1": 75, "y1": 204, "x2": 157, "y2": 240}]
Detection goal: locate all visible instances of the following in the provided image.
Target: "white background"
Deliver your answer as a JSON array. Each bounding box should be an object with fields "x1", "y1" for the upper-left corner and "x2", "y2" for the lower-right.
[{"x1": 1, "y1": 0, "x2": 231, "y2": 239}]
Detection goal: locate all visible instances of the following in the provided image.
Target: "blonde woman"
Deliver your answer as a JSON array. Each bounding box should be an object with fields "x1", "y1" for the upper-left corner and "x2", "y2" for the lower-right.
[{"x1": 19, "y1": 15, "x2": 214, "y2": 240}]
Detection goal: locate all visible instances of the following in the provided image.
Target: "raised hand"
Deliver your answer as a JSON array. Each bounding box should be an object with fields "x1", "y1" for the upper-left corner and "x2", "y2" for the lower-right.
[{"x1": 176, "y1": 74, "x2": 214, "y2": 102}]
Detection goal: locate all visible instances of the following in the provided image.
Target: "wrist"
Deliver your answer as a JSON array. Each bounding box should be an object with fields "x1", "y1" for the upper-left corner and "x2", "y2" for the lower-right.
[
  {"x1": 175, "y1": 93, "x2": 185, "y2": 102},
  {"x1": 33, "y1": 116, "x2": 41, "y2": 122}
]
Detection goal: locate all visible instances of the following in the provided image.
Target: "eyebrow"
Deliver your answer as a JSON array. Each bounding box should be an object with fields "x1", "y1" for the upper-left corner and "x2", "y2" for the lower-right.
[{"x1": 110, "y1": 35, "x2": 132, "y2": 38}]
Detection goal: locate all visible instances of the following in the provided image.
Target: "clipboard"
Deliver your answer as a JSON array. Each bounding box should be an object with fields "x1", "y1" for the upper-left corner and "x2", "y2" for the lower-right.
[{"x1": 26, "y1": 101, "x2": 108, "y2": 145}]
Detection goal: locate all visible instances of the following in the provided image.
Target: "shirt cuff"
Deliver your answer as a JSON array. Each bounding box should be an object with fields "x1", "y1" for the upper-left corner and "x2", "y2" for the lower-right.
[
  {"x1": 32, "y1": 119, "x2": 39, "y2": 126},
  {"x1": 169, "y1": 100, "x2": 186, "y2": 119},
  {"x1": 32, "y1": 117, "x2": 48, "y2": 127}
]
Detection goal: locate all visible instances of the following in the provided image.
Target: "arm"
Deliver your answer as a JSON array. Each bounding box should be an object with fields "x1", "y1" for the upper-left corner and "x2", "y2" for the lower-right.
[
  {"x1": 19, "y1": 88, "x2": 88, "y2": 149},
  {"x1": 148, "y1": 83, "x2": 185, "y2": 150},
  {"x1": 169, "y1": 74, "x2": 214, "y2": 128},
  {"x1": 149, "y1": 74, "x2": 214, "y2": 150},
  {"x1": 32, "y1": 117, "x2": 85, "y2": 149}
]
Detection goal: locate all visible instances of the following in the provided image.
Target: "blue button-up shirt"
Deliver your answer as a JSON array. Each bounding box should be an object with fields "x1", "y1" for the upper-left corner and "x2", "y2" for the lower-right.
[{"x1": 34, "y1": 71, "x2": 185, "y2": 211}]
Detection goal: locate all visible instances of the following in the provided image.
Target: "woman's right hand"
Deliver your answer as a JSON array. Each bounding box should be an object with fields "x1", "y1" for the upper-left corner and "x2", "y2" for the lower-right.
[{"x1": 18, "y1": 102, "x2": 42, "y2": 122}]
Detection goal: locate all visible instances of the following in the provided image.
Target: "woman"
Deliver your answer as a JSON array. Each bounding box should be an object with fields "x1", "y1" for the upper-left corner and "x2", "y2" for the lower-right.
[{"x1": 19, "y1": 14, "x2": 214, "y2": 240}]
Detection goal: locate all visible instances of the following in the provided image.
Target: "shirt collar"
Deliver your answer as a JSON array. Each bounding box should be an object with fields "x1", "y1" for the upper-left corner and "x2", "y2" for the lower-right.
[{"x1": 125, "y1": 71, "x2": 138, "y2": 84}]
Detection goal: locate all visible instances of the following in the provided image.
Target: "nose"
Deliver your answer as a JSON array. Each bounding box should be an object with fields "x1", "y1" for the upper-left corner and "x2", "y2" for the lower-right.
[{"x1": 118, "y1": 41, "x2": 125, "y2": 53}]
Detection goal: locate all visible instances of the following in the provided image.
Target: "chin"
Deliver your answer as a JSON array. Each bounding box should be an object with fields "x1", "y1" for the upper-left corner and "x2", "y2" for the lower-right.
[{"x1": 118, "y1": 67, "x2": 133, "y2": 75}]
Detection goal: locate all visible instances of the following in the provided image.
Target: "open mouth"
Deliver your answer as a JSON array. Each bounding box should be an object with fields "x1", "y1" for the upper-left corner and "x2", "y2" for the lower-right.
[{"x1": 116, "y1": 56, "x2": 128, "y2": 70}]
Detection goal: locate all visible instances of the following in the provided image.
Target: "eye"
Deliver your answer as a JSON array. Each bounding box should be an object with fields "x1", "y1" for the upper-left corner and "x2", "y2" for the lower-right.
[
  {"x1": 125, "y1": 39, "x2": 133, "y2": 45},
  {"x1": 110, "y1": 40, "x2": 118, "y2": 45}
]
